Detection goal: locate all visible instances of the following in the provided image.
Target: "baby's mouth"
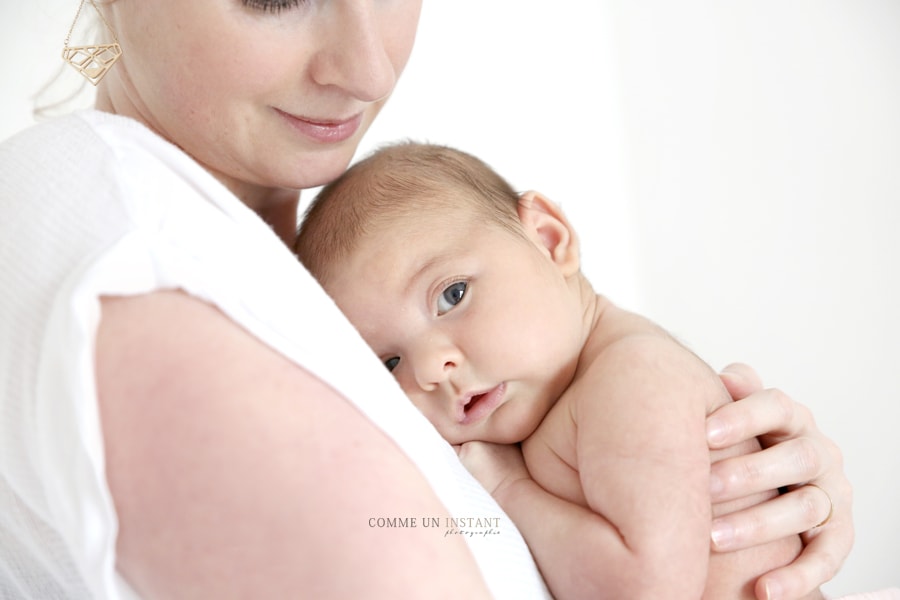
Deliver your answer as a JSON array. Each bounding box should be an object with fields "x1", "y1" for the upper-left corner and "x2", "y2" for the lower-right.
[
  {"x1": 464, "y1": 392, "x2": 487, "y2": 415},
  {"x1": 459, "y1": 383, "x2": 506, "y2": 425}
]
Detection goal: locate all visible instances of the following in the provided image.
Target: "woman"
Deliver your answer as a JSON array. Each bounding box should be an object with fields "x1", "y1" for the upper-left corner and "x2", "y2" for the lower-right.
[{"x1": 0, "y1": 1, "x2": 851, "y2": 598}]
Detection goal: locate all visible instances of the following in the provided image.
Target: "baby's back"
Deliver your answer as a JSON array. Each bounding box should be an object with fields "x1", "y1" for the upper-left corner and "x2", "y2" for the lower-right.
[{"x1": 522, "y1": 301, "x2": 820, "y2": 599}]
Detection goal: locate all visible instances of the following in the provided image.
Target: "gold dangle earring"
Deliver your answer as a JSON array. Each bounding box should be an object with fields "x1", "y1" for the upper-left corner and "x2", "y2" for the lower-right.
[{"x1": 62, "y1": 0, "x2": 122, "y2": 86}]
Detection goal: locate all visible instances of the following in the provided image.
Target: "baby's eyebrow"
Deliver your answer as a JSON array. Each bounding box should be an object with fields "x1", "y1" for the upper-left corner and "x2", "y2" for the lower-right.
[{"x1": 404, "y1": 252, "x2": 455, "y2": 297}]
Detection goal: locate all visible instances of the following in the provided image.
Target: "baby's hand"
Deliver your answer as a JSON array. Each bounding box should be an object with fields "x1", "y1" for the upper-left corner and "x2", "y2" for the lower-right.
[{"x1": 456, "y1": 442, "x2": 530, "y2": 497}]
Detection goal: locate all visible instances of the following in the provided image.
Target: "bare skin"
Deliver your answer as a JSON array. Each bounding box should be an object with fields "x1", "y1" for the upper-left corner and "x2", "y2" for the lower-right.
[
  {"x1": 709, "y1": 364, "x2": 852, "y2": 599},
  {"x1": 319, "y1": 188, "x2": 827, "y2": 599},
  {"x1": 85, "y1": 0, "x2": 852, "y2": 596},
  {"x1": 459, "y1": 302, "x2": 819, "y2": 600},
  {"x1": 88, "y1": 2, "x2": 488, "y2": 594},
  {"x1": 97, "y1": 291, "x2": 492, "y2": 598}
]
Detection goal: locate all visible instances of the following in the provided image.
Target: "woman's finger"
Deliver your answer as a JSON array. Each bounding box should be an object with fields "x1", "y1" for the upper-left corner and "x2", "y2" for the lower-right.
[
  {"x1": 711, "y1": 484, "x2": 836, "y2": 551},
  {"x1": 707, "y1": 386, "x2": 811, "y2": 449},
  {"x1": 711, "y1": 363, "x2": 854, "y2": 597},
  {"x1": 710, "y1": 436, "x2": 828, "y2": 503},
  {"x1": 718, "y1": 362, "x2": 764, "y2": 400},
  {"x1": 754, "y1": 519, "x2": 852, "y2": 600},
  {"x1": 712, "y1": 479, "x2": 852, "y2": 600}
]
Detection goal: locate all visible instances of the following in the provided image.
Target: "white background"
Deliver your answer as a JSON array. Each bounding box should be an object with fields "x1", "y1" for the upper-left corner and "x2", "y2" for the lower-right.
[{"x1": 2, "y1": 1, "x2": 898, "y2": 596}]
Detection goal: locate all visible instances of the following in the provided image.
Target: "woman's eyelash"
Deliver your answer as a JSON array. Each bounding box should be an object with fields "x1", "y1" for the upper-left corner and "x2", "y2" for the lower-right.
[{"x1": 241, "y1": 0, "x2": 307, "y2": 14}]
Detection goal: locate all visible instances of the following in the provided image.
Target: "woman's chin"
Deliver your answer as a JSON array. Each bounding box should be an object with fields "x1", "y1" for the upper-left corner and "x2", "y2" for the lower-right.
[{"x1": 284, "y1": 149, "x2": 361, "y2": 190}]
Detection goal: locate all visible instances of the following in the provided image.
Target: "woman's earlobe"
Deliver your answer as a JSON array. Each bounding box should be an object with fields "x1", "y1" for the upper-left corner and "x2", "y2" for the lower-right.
[{"x1": 516, "y1": 191, "x2": 580, "y2": 276}]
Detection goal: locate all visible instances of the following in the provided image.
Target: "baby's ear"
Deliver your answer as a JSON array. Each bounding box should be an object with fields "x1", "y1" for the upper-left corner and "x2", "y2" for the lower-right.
[{"x1": 517, "y1": 191, "x2": 580, "y2": 276}]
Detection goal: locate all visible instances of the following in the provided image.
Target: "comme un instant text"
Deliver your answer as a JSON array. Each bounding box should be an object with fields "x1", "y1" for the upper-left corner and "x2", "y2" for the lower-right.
[{"x1": 367, "y1": 516, "x2": 501, "y2": 528}]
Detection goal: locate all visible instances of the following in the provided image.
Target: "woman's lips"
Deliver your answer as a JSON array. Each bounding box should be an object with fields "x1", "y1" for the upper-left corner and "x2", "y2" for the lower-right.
[
  {"x1": 275, "y1": 109, "x2": 363, "y2": 144},
  {"x1": 459, "y1": 383, "x2": 506, "y2": 425}
]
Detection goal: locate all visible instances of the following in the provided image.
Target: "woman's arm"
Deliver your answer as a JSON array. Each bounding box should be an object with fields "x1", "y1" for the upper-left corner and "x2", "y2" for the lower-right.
[
  {"x1": 97, "y1": 291, "x2": 492, "y2": 599},
  {"x1": 707, "y1": 363, "x2": 853, "y2": 600}
]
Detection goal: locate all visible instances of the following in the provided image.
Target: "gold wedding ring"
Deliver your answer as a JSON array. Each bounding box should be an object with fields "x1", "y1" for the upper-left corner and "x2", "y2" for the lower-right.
[{"x1": 807, "y1": 483, "x2": 834, "y2": 528}]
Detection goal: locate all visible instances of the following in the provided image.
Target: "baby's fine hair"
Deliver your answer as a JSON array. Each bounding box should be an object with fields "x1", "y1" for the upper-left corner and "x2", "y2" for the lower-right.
[{"x1": 295, "y1": 141, "x2": 523, "y2": 283}]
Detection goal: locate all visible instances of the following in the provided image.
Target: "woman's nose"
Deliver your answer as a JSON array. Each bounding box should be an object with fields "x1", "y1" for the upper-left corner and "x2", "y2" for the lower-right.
[{"x1": 309, "y1": 2, "x2": 398, "y2": 102}]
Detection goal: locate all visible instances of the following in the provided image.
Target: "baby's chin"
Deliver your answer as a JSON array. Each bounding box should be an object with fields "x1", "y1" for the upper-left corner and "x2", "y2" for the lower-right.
[{"x1": 495, "y1": 405, "x2": 546, "y2": 443}]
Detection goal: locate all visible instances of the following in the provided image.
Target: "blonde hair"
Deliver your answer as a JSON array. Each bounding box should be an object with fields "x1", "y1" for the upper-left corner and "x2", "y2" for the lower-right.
[{"x1": 295, "y1": 141, "x2": 523, "y2": 283}]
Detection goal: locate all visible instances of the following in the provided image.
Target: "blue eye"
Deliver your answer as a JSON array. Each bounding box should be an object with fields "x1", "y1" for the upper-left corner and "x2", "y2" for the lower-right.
[
  {"x1": 384, "y1": 357, "x2": 400, "y2": 372},
  {"x1": 437, "y1": 281, "x2": 467, "y2": 315}
]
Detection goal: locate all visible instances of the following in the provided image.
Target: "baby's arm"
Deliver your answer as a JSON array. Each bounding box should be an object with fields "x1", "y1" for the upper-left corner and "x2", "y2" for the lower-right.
[
  {"x1": 461, "y1": 436, "x2": 705, "y2": 599},
  {"x1": 461, "y1": 310, "x2": 727, "y2": 599},
  {"x1": 571, "y1": 328, "x2": 723, "y2": 597}
]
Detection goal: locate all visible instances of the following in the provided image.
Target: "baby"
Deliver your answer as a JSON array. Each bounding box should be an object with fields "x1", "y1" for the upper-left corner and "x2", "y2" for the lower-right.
[{"x1": 295, "y1": 142, "x2": 817, "y2": 600}]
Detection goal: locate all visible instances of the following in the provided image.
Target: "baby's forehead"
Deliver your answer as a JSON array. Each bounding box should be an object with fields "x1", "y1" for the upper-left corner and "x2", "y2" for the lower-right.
[
  {"x1": 366, "y1": 194, "x2": 482, "y2": 235},
  {"x1": 325, "y1": 215, "x2": 464, "y2": 302}
]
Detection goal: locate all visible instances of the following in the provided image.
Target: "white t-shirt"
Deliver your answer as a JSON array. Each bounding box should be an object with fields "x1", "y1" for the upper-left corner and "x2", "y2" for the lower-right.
[{"x1": 0, "y1": 110, "x2": 549, "y2": 599}]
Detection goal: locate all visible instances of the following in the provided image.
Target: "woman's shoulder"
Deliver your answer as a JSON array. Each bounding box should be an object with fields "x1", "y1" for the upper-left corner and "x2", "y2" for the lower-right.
[
  {"x1": 1, "y1": 108, "x2": 242, "y2": 241},
  {"x1": 1, "y1": 109, "x2": 137, "y2": 161},
  {"x1": 1, "y1": 109, "x2": 198, "y2": 180},
  {"x1": 0, "y1": 110, "x2": 169, "y2": 200},
  {"x1": 2, "y1": 109, "x2": 155, "y2": 142},
  {"x1": 72, "y1": 109, "x2": 194, "y2": 164}
]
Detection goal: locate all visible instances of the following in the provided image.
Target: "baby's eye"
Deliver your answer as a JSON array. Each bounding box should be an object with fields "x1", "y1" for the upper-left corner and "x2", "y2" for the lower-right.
[
  {"x1": 436, "y1": 281, "x2": 467, "y2": 315},
  {"x1": 241, "y1": 0, "x2": 308, "y2": 13},
  {"x1": 384, "y1": 356, "x2": 400, "y2": 372}
]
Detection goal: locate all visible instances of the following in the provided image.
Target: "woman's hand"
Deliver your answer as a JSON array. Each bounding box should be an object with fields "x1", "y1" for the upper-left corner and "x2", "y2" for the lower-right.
[
  {"x1": 707, "y1": 363, "x2": 853, "y2": 600},
  {"x1": 456, "y1": 441, "x2": 530, "y2": 498}
]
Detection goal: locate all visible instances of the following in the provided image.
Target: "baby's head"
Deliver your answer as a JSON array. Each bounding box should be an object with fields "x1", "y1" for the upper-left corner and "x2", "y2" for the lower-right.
[
  {"x1": 296, "y1": 142, "x2": 588, "y2": 445},
  {"x1": 296, "y1": 141, "x2": 525, "y2": 286}
]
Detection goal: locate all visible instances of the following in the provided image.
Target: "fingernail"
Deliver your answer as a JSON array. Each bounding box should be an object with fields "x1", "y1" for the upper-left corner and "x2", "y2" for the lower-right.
[
  {"x1": 718, "y1": 369, "x2": 739, "y2": 382},
  {"x1": 709, "y1": 472, "x2": 724, "y2": 497},
  {"x1": 763, "y1": 579, "x2": 783, "y2": 600},
  {"x1": 706, "y1": 416, "x2": 727, "y2": 445},
  {"x1": 710, "y1": 520, "x2": 733, "y2": 549}
]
